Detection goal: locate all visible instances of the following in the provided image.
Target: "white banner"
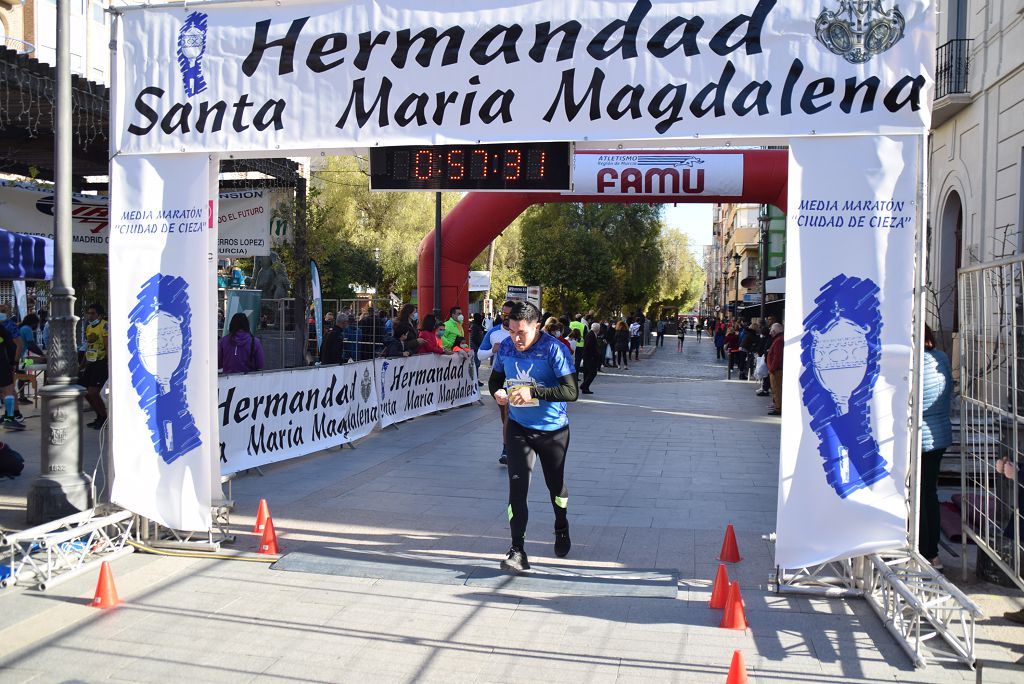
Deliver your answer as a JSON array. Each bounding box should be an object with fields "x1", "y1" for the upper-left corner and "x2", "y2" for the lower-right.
[
  {"x1": 0, "y1": 180, "x2": 273, "y2": 256},
  {"x1": 376, "y1": 353, "x2": 480, "y2": 428},
  {"x1": 436, "y1": 353, "x2": 481, "y2": 410},
  {"x1": 775, "y1": 136, "x2": 917, "y2": 569},
  {"x1": 218, "y1": 361, "x2": 379, "y2": 475},
  {"x1": 113, "y1": 0, "x2": 934, "y2": 155},
  {"x1": 109, "y1": 154, "x2": 213, "y2": 532},
  {"x1": 573, "y1": 151, "x2": 743, "y2": 196}
]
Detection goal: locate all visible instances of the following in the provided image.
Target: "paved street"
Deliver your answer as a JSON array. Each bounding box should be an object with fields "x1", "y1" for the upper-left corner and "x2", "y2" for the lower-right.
[{"x1": 0, "y1": 337, "x2": 1022, "y2": 683}]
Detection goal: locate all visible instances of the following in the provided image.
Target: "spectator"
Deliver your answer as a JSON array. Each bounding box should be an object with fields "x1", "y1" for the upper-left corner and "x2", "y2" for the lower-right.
[
  {"x1": 470, "y1": 312, "x2": 486, "y2": 380},
  {"x1": 740, "y1": 323, "x2": 761, "y2": 381},
  {"x1": 545, "y1": 317, "x2": 572, "y2": 355},
  {"x1": 657, "y1": 319, "x2": 666, "y2": 347},
  {"x1": 320, "y1": 314, "x2": 346, "y2": 365},
  {"x1": 343, "y1": 316, "x2": 361, "y2": 362},
  {"x1": 580, "y1": 323, "x2": 602, "y2": 394},
  {"x1": 766, "y1": 322, "x2": 784, "y2": 415},
  {"x1": 218, "y1": 313, "x2": 265, "y2": 374},
  {"x1": 38, "y1": 309, "x2": 50, "y2": 350},
  {"x1": 713, "y1": 324, "x2": 726, "y2": 362},
  {"x1": 417, "y1": 314, "x2": 447, "y2": 354},
  {"x1": 397, "y1": 303, "x2": 418, "y2": 332},
  {"x1": 919, "y1": 324, "x2": 953, "y2": 570},
  {"x1": 569, "y1": 314, "x2": 587, "y2": 373},
  {"x1": 381, "y1": 324, "x2": 414, "y2": 358},
  {"x1": 724, "y1": 325, "x2": 744, "y2": 378},
  {"x1": 614, "y1": 320, "x2": 630, "y2": 370},
  {"x1": 0, "y1": 316, "x2": 23, "y2": 431},
  {"x1": 628, "y1": 316, "x2": 641, "y2": 361},
  {"x1": 442, "y1": 305, "x2": 465, "y2": 351},
  {"x1": 80, "y1": 303, "x2": 109, "y2": 429}
]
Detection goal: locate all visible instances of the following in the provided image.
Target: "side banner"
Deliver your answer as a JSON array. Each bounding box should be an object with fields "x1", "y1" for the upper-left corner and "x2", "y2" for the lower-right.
[
  {"x1": 775, "y1": 136, "x2": 917, "y2": 569},
  {"x1": 436, "y1": 353, "x2": 481, "y2": 410},
  {"x1": 109, "y1": 154, "x2": 213, "y2": 532},
  {"x1": 310, "y1": 260, "x2": 323, "y2": 356},
  {"x1": 219, "y1": 361, "x2": 379, "y2": 475},
  {"x1": 0, "y1": 180, "x2": 273, "y2": 256},
  {"x1": 376, "y1": 353, "x2": 480, "y2": 428}
]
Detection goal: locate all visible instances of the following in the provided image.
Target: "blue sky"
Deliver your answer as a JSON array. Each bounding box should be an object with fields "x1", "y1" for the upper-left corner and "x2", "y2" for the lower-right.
[{"x1": 663, "y1": 203, "x2": 714, "y2": 259}]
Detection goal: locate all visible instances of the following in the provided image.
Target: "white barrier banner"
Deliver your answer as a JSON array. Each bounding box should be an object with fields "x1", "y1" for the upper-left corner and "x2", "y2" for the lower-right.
[
  {"x1": 436, "y1": 353, "x2": 481, "y2": 410},
  {"x1": 218, "y1": 361, "x2": 379, "y2": 475},
  {"x1": 376, "y1": 353, "x2": 480, "y2": 428},
  {"x1": 775, "y1": 136, "x2": 917, "y2": 569},
  {"x1": 0, "y1": 180, "x2": 273, "y2": 256},
  {"x1": 573, "y1": 151, "x2": 743, "y2": 196},
  {"x1": 114, "y1": 0, "x2": 934, "y2": 154},
  {"x1": 109, "y1": 154, "x2": 213, "y2": 532},
  {"x1": 376, "y1": 354, "x2": 444, "y2": 428}
]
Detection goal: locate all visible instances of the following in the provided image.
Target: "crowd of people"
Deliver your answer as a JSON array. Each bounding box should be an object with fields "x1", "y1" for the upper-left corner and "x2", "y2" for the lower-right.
[
  {"x1": 707, "y1": 316, "x2": 785, "y2": 415},
  {"x1": 0, "y1": 301, "x2": 109, "y2": 433}
]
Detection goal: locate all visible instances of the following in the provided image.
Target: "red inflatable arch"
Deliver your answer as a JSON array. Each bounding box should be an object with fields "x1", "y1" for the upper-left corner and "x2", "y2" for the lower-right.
[{"x1": 417, "y1": 149, "x2": 788, "y2": 317}]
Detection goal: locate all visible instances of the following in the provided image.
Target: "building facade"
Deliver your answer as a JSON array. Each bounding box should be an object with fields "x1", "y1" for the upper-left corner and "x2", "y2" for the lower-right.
[
  {"x1": 1, "y1": 0, "x2": 111, "y2": 83},
  {"x1": 928, "y1": 1, "x2": 1024, "y2": 341}
]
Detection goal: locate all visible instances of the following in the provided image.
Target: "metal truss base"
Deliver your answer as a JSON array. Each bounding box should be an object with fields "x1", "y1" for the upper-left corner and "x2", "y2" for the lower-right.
[
  {"x1": 769, "y1": 540, "x2": 982, "y2": 669},
  {"x1": 140, "y1": 500, "x2": 236, "y2": 552},
  {"x1": 1, "y1": 506, "x2": 135, "y2": 591}
]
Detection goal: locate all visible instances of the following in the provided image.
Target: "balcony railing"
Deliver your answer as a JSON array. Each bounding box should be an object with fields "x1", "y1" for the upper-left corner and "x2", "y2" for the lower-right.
[{"x1": 935, "y1": 39, "x2": 971, "y2": 100}]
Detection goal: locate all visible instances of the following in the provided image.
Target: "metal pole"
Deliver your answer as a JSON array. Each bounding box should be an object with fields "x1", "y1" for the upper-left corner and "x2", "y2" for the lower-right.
[
  {"x1": 734, "y1": 262, "x2": 740, "y2": 321},
  {"x1": 433, "y1": 192, "x2": 442, "y2": 319},
  {"x1": 27, "y1": 0, "x2": 92, "y2": 523},
  {"x1": 760, "y1": 211, "x2": 768, "y2": 325},
  {"x1": 907, "y1": 133, "x2": 929, "y2": 553}
]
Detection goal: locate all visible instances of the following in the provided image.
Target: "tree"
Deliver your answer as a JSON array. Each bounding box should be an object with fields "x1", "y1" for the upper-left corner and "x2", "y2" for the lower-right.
[
  {"x1": 314, "y1": 156, "x2": 460, "y2": 300},
  {"x1": 519, "y1": 203, "x2": 614, "y2": 313},
  {"x1": 654, "y1": 227, "x2": 705, "y2": 311}
]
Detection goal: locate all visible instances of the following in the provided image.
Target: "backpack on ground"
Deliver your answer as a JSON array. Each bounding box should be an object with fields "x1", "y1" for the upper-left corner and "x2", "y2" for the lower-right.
[{"x1": 0, "y1": 442, "x2": 24, "y2": 478}]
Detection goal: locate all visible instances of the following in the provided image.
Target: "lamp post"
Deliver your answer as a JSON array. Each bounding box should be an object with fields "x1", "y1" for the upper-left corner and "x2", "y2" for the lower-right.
[
  {"x1": 758, "y1": 209, "x2": 770, "y2": 326},
  {"x1": 27, "y1": 0, "x2": 91, "y2": 523},
  {"x1": 732, "y1": 253, "x2": 741, "y2": 321}
]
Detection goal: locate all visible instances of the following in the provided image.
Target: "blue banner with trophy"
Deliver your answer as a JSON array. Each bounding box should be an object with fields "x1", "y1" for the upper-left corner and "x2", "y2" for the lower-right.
[
  {"x1": 775, "y1": 136, "x2": 918, "y2": 569},
  {"x1": 109, "y1": 154, "x2": 214, "y2": 532}
]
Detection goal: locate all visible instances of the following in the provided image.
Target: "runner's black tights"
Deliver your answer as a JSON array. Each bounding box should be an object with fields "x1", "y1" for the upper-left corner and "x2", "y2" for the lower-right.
[{"x1": 506, "y1": 419, "x2": 569, "y2": 549}]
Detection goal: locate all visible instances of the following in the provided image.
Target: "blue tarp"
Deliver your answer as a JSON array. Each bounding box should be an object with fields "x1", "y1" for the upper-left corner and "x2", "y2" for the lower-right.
[{"x1": 0, "y1": 227, "x2": 53, "y2": 280}]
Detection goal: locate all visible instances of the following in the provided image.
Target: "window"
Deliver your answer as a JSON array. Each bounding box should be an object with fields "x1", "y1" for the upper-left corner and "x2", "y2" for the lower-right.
[{"x1": 91, "y1": 0, "x2": 106, "y2": 25}]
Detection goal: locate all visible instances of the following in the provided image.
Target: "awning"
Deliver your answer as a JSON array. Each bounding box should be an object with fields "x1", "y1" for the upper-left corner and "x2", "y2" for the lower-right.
[
  {"x1": 765, "y1": 277, "x2": 786, "y2": 294},
  {"x1": 0, "y1": 227, "x2": 53, "y2": 280}
]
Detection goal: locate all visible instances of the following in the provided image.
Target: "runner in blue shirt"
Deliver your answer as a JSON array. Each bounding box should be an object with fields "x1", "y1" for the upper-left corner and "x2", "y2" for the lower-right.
[
  {"x1": 478, "y1": 300, "x2": 513, "y2": 465},
  {"x1": 489, "y1": 301, "x2": 578, "y2": 572}
]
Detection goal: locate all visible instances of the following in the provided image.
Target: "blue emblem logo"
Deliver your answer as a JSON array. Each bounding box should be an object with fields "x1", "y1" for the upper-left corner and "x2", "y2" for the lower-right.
[
  {"x1": 127, "y1": 274, "x2": 203, "y2": 465},
  {"x1": 799, "y1": 274, "x2": 887, "y2": 498},
  {"x1": 177, "y1": 11, "x2": 208, "y2": 97}
]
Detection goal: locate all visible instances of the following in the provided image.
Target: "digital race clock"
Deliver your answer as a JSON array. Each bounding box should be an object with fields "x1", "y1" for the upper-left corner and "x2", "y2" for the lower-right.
[{"x1": 369, "y1": 142, "x2": 572, "y2": 192}]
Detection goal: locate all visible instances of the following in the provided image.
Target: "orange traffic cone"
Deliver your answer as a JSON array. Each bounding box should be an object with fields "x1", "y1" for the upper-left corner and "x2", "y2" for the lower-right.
[
  {"x1": 719, "y1": 524, "x2": 742, "y2": 563},
  {"x1": 709, "y1": 563, "x2": 731, "y2": 609},
  {"x1": 253, "y1": 498, "x2": 271, "y2": 533},
  {"x1": 258, "y1": 517, "x2": 279, "y2": 555},
  {"x1": 720, "y1": 581, "x2": 749, "y2": 630},
  {"x1": 725, "y1": 650, "x2": 749, "y2": 684},
  {"x1": 91, "y1": 561, "x2": 122, "y2": 609}
]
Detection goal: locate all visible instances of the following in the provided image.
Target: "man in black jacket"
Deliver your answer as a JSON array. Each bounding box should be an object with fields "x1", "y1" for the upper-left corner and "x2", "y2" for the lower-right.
[
  {"x1": 320, "y1": 315, "x2": 346, "y2": 365},
  {"x1": 580, "y1": 324, "x2": 602, "y2": 394}
]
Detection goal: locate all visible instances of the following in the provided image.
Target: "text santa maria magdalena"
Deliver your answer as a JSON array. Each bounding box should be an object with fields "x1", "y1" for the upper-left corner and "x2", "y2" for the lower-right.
[{"x1": 126, "y1": 0, "x2": 928, "y2": 138}]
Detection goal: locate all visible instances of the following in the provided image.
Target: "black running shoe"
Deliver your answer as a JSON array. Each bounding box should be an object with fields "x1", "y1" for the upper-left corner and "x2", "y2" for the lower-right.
[
  {"x1": 554, "y1": 527, "x2": 571, "y2": 558},
  {"x1": 500, "y1": 546, "x2": 530, "y2": 573},
  {"x1": 498, "y1": 449, "x2": 508, "y2": 465}
]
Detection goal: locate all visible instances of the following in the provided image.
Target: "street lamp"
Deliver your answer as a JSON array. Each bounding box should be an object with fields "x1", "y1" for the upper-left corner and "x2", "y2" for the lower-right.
[
  {"x1": 758, "y1": 210, "x2": 770, "y2": 326},
  {"x1": 732, "y1": 253, "x2": 741, "y2": 320}
]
